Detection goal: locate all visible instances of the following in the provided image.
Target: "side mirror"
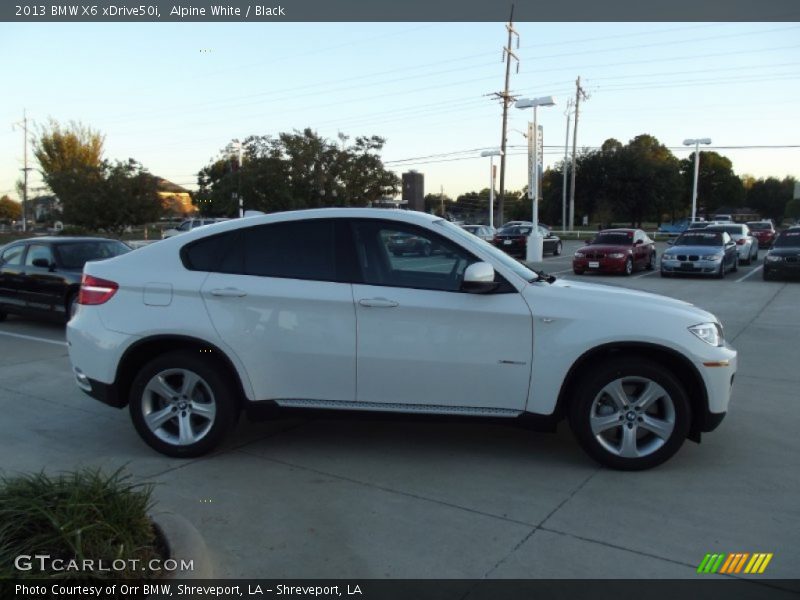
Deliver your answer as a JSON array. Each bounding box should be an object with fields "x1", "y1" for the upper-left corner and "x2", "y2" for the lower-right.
[
  {"x1": 462, "y1": 262, "x2": 498, "y2": 294},
  {"x1": 584, "y1": 239, "x2": 591, "y2": 245},
  {"x1": 667, "y1": 239, "x2": 674, "y2": 246},
  {"x1": 634, "y1": 239, "x2": 643, "y2": 246},
  {"x1": 32, "y1": 258, "x2": 52, "y2": 269}
]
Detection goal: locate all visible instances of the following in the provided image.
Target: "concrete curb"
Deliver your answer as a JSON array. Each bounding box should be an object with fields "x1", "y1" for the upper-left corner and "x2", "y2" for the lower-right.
[{"x1": 151, "y1": 512, "x2": 214, "y2": 580}]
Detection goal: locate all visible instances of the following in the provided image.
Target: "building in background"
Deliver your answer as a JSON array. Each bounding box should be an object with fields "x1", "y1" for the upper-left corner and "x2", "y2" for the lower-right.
[{"x1": 402, "y1": 171, "x2": 424, "y2": 212}]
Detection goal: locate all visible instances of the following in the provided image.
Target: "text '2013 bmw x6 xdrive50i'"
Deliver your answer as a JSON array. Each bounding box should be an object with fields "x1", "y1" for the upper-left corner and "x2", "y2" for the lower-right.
[{"x1": 67, "y1": 209, "x2": 736, "y2": 470}]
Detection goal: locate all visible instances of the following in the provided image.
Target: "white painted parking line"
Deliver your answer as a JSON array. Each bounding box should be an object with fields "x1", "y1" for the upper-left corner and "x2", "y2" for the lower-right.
[
  {"x1": 632, "y1": 269, "x2": 659, "y2": 279},
  {"x1": 0, "y1": 330, "x2": 67, "y2": 346},
  {"x1": 735, "y1": 265, "x2": 763, "y2": 283}
]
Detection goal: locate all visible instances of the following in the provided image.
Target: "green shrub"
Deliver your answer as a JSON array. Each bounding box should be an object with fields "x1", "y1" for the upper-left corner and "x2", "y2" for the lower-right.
[{"x1": 0, "y1": 468, "x2": 160, "y2": 580}]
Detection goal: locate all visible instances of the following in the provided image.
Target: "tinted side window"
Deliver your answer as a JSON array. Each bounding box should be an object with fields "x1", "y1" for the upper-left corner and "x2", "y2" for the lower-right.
[
  {"x1": 243, "y1": 220, "x2": 336, "y2": 281},
  {"x1": 182, "y1": 231, "x2": 239, "y2": 272},
  {"x1": 25, "y1": 244, "x2": 54, "y2": 266},
  {"x1": 1, "y1": 245, "x2": 24, "y2": 266}
]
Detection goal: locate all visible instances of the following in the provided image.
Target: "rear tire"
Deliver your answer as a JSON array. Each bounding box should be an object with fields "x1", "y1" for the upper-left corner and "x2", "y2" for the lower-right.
[
  {"x1": 129, "y1": 351, "x2": 240, "y2": 458},
  {"x1": 65, "y1": 293, "x2": 78, "y2": 322},
  {"x1": 568, "y1": 358, "x2": 691, "y2": 470}
]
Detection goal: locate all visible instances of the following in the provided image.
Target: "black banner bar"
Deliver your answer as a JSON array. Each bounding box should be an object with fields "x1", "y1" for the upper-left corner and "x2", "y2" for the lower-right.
[{"x1": 2, "y1": 0, "x2": 800, "y2": 22}]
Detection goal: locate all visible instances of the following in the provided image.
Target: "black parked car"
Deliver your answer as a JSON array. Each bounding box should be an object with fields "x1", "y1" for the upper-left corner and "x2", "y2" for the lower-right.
[
  {"x1": 0, "y1": 237, "x2": 131, "y2": 322},
  {"x1": 763, "y1": 226, "x2": 800, "y2": 281},
  {"x1": 491, "y1": 225, "x2": 562, "y2": 259}
]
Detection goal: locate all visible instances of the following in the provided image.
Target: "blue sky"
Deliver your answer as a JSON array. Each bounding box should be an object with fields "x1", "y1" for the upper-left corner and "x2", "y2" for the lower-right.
[{"x1": 1, "y1": 21, "x2": 799, "y2": 201}]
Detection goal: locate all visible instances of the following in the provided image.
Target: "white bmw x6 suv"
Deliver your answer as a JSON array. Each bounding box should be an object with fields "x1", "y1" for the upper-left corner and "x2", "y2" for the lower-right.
[{"x1": 67, "y1": 209, "x2": 736, "y2": 470}]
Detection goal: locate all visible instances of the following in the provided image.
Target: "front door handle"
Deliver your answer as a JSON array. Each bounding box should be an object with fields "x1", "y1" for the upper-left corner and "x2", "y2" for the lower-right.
[
  {"x1": 210, "y1": 288, "x2": 248, "y2": 298},
  {"x1": 358, "y1": 297, "x2": 399, "y2": 308}
]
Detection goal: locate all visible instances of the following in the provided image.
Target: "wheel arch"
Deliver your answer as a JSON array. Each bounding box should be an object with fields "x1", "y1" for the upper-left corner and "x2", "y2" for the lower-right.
[
  {"x1": 554, "y1": 342, "x2": 708, "y2": 442},
  {"x1": 114, "y1": 335, "x2": 250, "y2": 409}
]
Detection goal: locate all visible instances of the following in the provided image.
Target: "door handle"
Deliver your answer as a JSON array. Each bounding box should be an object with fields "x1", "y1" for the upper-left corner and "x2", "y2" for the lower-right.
[
  {"x1": 210, "y1": 288, "x2": 248, "y2": 297},
  {"x1": 358, "y1": 298, "x2": 399, "y2": 308}
]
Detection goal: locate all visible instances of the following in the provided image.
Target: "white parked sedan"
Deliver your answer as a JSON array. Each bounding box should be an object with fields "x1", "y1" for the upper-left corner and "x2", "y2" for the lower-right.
[
  {"x1": 705, "y1": 223, "x2": 758, "y2": 264},
  {"x1": 67, "y1": 209, "x2": 736, "y2": 470}
]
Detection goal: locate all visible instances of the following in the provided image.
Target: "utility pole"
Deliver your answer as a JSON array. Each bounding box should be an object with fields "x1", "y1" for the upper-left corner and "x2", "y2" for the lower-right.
[
  {"x1": 562, "y1": 99, "x2": 573, "y2": 231},
  {"x1": 13, "y1": 110, "x2": 32, "y2": 233},
  {"x1": 440, "y1": 185, "x2": 444, "y2": 218},
  {"x1": 568, "y1": 77, "x2": 588, "y2": 231},
  {"x1": 492, "y1": 4, "x2": 518, "y2": 226}
]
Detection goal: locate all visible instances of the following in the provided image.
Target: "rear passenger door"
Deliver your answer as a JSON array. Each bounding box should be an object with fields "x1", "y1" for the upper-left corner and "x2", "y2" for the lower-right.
[
  {"x1": 196, "y1": 219, "x2": 357, "y2": 403},
  {"x1": 0, "y1": 243, "x2": 27, "y2": 310}
]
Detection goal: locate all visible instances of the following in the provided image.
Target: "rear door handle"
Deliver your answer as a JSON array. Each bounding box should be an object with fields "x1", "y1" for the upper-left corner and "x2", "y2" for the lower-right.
[
  {"x1": 358, "y1": 297, "x2": 399, "y2": 308},
  {"x1": 210, "y1": 288, "x2": 248, "y2": 298}
]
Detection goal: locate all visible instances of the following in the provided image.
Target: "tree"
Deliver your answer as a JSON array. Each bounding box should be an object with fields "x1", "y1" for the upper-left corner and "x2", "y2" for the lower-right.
[
  {"x1": 785, "y1": 198, "x2": 800, "y2": 221},
  {"x1": 679, "y1": 151, "x2": 744, "y2": 216},
  {"x1": 33, "y1": 120, "x2": 105, "y2": 216},
  {"x1": 424, "y1": 193, "x2": 453, "y2": 216},
  {"x1": 747, "y1": 176, "x2": 796, "y2": 223},
  {"x1": 63, "y1": 160, "x2": 162, "y2": 235},
  {"x1": 196, "y1": 129, "x2": 399, "y2": 216},
  {"x1": 0, "y1": 195, "x2": 21, "y2": 222}
]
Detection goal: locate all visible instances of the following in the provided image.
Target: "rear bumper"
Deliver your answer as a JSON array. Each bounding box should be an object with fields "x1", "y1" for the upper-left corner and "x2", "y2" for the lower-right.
[{"x1": 75, "y1": 370, "x2": 125, "y2": 408}]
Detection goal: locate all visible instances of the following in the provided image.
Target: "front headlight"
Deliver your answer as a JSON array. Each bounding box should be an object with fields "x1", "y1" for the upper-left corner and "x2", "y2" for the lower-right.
[
  {"x1": 608, "y1": 252, "x2": 626, "y2": 259},
  {"x1": 574, "y1": 252, "x2": 585, "y2": 258},
  {"x1": 702, "y1": 254, "x2": 723, "y2": 261},
  {"x1": 765, "y1": 255, "x2": 783, "y2": 262},
  {"x1": 689, "y1": 322, "x2": 724, "y2": 347}
]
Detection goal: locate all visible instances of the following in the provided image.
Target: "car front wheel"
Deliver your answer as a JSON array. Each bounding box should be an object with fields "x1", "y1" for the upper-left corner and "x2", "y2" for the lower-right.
[
  {"x1": 623, "y1": 257, "x2": 633, "y2": 276},
  {"x1": 568, "y1": 358, "x2": 691, "y2": 470},
  {"x1": 129, "y1": 351, "x2": 239, "y2": 457},
  {"x1": 553, "y1": 241, "x2": 562, "y2": 256}
]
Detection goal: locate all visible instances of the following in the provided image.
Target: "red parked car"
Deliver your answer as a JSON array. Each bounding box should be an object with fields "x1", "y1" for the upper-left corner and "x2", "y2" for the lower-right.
[
  {"x1": 573, "y1": 229, "x2": 656, "y2": 276},
  {"x1": 746, "y1": 221, "x2": 777, "y2": 249}
]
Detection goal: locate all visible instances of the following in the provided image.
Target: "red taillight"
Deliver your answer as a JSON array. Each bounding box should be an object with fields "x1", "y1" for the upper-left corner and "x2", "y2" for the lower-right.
[{"x1": 78, "y1": 274, "x2": 119, "y2": 305}]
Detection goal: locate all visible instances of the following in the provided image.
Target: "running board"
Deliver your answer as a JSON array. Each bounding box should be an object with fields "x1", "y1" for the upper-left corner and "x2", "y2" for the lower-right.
[{"x1": 274, "y1": 398, "x2": 522, "y2": 418}]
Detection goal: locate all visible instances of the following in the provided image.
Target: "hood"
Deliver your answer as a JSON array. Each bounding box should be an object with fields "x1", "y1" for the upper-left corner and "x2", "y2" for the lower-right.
[
  {"x1": 768, "y1": 246, "x2": 800, "y2": 257},
  {"x1": 526, "y1": 278, "x2": 716, "y2": 325},
  {"x1": 664, "y1": 244, "x2": 723, "y2": 256},
  {"x1": 577, "y1": 244, "x2": 632, "y2": 254}
]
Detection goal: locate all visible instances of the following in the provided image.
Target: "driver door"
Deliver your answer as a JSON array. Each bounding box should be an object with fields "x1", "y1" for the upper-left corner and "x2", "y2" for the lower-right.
[{"x1": 350, "y1": 220, "x2": 533, "y2": 412}]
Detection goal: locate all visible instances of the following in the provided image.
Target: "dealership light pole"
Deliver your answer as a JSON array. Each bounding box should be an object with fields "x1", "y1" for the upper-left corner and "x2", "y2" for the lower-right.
[
  {"x1": 480, "y1": 149, "x2": 503, "y2": 229},
  {"x1": 516, "y1": 96, "x2": 556, "y2": 262},
  {"x1": 683, "y1": 138, "x2": 712, "y2": 223}
]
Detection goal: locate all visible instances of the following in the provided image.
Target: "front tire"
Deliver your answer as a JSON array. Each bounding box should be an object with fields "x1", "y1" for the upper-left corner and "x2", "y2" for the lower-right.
[
  {"x1": 623, "y1": 257, "x2": 633, "y2": 276},
  {"x1": 129, "y1": 351, "x2": 240, "y2": 457},
  {"x1": 568, "y1": 358, "x2": 691, "y2": 470},
  {"x1": 646, "y1": 252, "x2": 656, "y2": 270},
  {"x1": 553, "y1": 241, "x2": 562, "y2": 256}
]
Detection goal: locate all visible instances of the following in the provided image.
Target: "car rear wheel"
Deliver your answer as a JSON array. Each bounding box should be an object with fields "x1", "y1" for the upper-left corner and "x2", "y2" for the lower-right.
[
  {"x1": 129, "y1": 351, "x2": 239, "y2": 457},
  {"x1": 568, "y1": 358, "x2": 691, "y2": 470},
  {"x1": 65, "y1": 292, "x2": 78, "y2": 322}
]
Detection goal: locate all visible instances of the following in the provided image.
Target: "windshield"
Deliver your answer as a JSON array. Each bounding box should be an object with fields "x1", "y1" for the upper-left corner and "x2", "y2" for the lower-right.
[
  {"x1": 707, "y1": 225, "x2": 743, "y2": 235},
  {"x1": 437, "y1": 220, "x2": 537, "y2": 282},
  {"x1": 747, "y1": 222, "x2": 772, "y2": 231},
  {"x1": 773, "y1": 231, "x2": 800, "y2": 248},
  {"x1": 498, "y1": 226, "x2": 532, "y2": 235},
  {"x1": 674, "y1": 232, "x2": 724, "y2": 247},
  {"x1": 592, "y1": 232, "x2": 634, "y2": 245},
  {"x1": 55, "y1": 241, "x2": 131, "y2": 268}
]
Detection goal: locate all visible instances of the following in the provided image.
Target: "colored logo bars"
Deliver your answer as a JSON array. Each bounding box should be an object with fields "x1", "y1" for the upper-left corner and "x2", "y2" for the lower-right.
[{"x1": 697, "y1": 553, "x2": 773, "y2": 574}]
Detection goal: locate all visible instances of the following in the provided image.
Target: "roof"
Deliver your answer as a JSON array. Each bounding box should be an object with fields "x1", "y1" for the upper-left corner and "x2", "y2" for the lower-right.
[{"x1": 4, "y1": 236, "x2": 121, "y2": 244}]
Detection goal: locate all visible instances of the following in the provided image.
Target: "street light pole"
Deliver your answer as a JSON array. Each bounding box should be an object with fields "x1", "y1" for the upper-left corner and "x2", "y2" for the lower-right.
[
  {"x1": 481, "y1": 149, "x2": 503, "y2": 229},
  {"x1": 562, "y1": 99, "x2": 573, "y2": 231},
  {"x1": 515, "y1": 95, "x2": 556, "y2": 263},
  {"x1": 683, "y1": 138, "x2": 712, "y2": 222}
]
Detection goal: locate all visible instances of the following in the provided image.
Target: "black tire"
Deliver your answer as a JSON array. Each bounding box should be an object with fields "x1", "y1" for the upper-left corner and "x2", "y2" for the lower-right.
[
  {"x1": 573, "y1": 268, "x2": 584, "y2": 275},
  {"x1": 646, "y1": 252, "x2": 656, "y2": 270},
  {"x1": 129, "y1": 350, "x2": 240, "y2": 458},
  {"x1": 715, "y1": 261, "x2": 725, "y2": 279},
  {"x1": 553, "y1": 241, "x2": 562, "y2": 256},
  {"x1": 623, "y1": 257, "x2": 633, "y2": 276},
  {"x1": 763, "y1": 269, "x2": 772, "y2": 281},
  {"x1": 660, "y1": 270, "x2": 671, "y2": 278},
  {"x1": 732, "y1": 256, "x2": 739, "y2": 273},
  {"x1": 568, "y1": 357, "x2": 691, "y2": 470}
]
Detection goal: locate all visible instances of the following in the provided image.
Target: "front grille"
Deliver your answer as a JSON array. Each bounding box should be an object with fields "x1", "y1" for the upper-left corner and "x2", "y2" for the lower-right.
[
  {"x1": 586, "y1": 252, "x2": 605, "y2": 259},
  {"x1": 787, "y1": 256, "x2": 798, "y2": 263},
  {"x1": 676, "y1": 255, "x2": 700, "y2": 261}
]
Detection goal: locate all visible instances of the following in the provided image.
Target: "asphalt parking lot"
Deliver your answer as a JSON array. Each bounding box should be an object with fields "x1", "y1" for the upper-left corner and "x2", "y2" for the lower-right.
[{"x1": 0, "y1": 239, "x2": 798, "y2": 583}]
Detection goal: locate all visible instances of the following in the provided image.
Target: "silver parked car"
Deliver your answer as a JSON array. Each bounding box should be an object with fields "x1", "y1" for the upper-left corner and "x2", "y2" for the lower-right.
[
  {"x1": 705, "y1": 223, "x2": 758, "y2": 265},
  {"x1": 461, "y1": 224, "x2": 496, "y2": 242}
]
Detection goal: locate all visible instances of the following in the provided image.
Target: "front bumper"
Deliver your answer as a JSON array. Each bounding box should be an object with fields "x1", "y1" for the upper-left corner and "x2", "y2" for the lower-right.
[
  {"x1": 763, "y1": 259, "x2": 800, "y2": 278},
  {"x1": 573, "y1": 257, "x2": 627, "y2": 272},
  {"x1": 661, "y1": 257, "x2": 721, "y2": 275}
]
